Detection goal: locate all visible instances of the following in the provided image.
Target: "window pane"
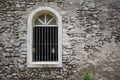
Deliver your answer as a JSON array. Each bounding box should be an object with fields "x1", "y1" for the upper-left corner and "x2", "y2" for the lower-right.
[
  {"x1": 34, "y1": 14, "x2": 57, "y2": 25},
  {"x1": 47, "y1": 18, "x2": 56, "y2": 25},
  {"x1": 32, "y1": 27, "x2": 58, "y2": 62}
]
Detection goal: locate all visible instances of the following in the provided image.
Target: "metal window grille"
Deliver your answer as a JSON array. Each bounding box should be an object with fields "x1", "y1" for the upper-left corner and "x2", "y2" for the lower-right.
[{"x1": 32, "y1": 14, "x2": 58, "y2": 62}]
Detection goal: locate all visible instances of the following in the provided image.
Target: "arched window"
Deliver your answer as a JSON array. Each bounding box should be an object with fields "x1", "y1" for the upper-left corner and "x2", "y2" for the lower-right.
[{"x1": 27, "y1": 7, "x2": 62, "y2": 67}]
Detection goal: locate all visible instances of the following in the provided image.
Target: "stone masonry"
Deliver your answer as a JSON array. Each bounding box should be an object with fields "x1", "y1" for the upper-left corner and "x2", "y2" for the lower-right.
[{"x1": 0, "y1": 0, "x2": 120, "y2": 80}]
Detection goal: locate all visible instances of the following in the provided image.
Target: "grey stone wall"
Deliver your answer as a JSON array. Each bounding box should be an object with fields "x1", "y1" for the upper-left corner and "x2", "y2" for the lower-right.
[{"x1": 0, "y1": 0, "x2": 120, "y2": 80}]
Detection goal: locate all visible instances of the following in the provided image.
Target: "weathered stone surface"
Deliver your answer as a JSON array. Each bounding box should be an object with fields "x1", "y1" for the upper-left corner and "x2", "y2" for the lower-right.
[{"x1": 0, "y1": 0, "x2": 120, "y2": 80}]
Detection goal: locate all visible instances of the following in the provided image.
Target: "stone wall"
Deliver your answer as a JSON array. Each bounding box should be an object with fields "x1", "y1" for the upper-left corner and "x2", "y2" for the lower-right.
[{"x1": 0, "y1": 0, "x2": 120, "y2": 80}]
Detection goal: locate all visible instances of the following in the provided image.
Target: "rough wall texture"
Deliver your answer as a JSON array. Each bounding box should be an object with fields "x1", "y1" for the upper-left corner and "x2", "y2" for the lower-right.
[{"x1": 0, "y1": 0, "x2": 120, "y2": 80}]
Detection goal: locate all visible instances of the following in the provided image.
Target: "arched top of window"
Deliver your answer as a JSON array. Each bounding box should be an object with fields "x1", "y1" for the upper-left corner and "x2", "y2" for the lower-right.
[
  {"x1": 34, "y1": 12, "x2": 57, "y2": 26},
  {"x1": 28, "y1": 7, "x2": 62, "y2": 27}
]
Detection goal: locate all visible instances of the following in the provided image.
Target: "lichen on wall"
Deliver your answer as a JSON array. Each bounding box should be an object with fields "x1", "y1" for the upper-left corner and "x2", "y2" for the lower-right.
[{"x1": 0, "y1": 0, "x2": 120, "y2": 80}]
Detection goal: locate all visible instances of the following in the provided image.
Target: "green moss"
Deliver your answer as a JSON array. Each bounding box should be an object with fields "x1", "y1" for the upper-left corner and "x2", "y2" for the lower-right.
[{"x1": 83, "y1": 70, "x2": 96, "y2": 80}]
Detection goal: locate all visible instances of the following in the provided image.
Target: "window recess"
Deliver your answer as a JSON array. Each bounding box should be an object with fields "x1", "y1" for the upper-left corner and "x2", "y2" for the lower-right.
[
  {"x1": 27, "y1": 7, "x2": 62, "y2": 67},
  {"x1": 33, "y1": 14, "x2": 58, "y2": 62}
]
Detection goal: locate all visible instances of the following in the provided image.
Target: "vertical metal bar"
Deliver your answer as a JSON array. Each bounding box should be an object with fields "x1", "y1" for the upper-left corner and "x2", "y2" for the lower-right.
[
  {"x1": 44, "y1": 27, "x2": 46, "y2": 61},
  {"x1": 46, "y1": 27, "x2": 47, "y2": 61},
  {"x1": 46, "y1": 27, "x2": 48, "y2": 61},
  {"x1": 32, "y1": 27, "x2": 36, "y2": 61},
  {"x1": 36, "y1": 27, "x2": 37, "y2": 61},
  {"x1": 54, "y1": 27, "x2": 56, "y2": 61},
  {"x1": 39, "y1": 27, "x2": 40, "y2": 61},
  {"x1": 57, "y1": 27, "x2": 58, "y2": 61},
  {"x1": 38, "y1": 27, "x2": 39, "y2": 61},
  {"x1": 42, "y1": 27, "x2": 43, "y2": 61},
  {"x1": 48, "y1": 27, "x2": 49, "y2": 61},
  {"x1": 50, "y1": 27, "x2": 51, "y2": 61},
  {"x1": 45, "y1": 15, "x2": 47, "y2": 61},
  {"x1": 53, "y1": 27, "x2": 54, "y2": 61},
  {"x1": 55, "y1": 27, "x2": 57, "y2": 61}
]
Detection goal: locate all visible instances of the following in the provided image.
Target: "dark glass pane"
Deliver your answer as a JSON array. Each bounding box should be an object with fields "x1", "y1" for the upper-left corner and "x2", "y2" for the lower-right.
[
  {"x1": 32, "y1": 27, "x2": 58, "y2": 62},
  {"x1": 48, "y1": 18, "x2": 56, "y2": 25}
]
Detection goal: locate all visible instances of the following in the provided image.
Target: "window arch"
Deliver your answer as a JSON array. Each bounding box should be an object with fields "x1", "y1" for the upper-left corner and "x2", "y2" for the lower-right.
[{"x1": 27, "y1": 7, "x2": 62, "y2": 67}]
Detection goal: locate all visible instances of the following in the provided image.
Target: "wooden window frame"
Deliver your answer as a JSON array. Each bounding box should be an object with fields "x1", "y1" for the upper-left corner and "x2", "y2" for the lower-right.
[{"x1": 27, "y1": 7, "x2": 62, "y2": 67}]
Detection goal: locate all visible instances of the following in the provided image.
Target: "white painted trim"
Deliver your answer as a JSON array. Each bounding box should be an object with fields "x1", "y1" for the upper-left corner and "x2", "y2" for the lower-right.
[
  {"x1": 34, "y1": 25, "x2": 58, "y2": 27},
  {"x1": 27, "y1": 7, "x2": 62, "y2": 67},
  {"x1": 38, "y1": 18, "x2": 44, "y2": 25}
]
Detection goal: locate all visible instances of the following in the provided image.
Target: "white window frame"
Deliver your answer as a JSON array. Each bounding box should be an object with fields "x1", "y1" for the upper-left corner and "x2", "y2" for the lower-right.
[{"x1": 27, "y1": 7, "x2": 62, "y2": 67}]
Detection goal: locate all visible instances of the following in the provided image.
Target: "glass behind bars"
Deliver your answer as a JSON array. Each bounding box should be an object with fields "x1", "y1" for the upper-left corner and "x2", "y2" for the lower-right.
[{"x1": 32, "y1": 14, "x2": 58, "y2": 62}]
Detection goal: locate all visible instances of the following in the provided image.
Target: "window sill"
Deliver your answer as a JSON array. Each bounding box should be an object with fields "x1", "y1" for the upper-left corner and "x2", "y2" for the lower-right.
[
  {"x1": 27, "y1": 61, "x2": 62, "y2": 68},
  {"x1": 31, "y1": 61, "x2": 59, "y2": 64}
]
